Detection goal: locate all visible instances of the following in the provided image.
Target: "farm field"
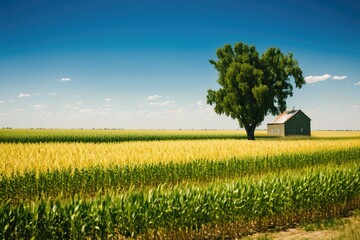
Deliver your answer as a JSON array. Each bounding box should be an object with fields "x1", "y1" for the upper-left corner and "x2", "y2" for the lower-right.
[
  {"x1": 0, "y1": 129, "x2": 265, "y2": 143},
  {"x1": 1, "y1": 129, "x2": 359, "y2": 143},
  {"x1": 0, "y1": 129, "x2": 359, "y2": 239},
  {"x1": 244, "y1": 209, "x2": 360, "y2": 240}
]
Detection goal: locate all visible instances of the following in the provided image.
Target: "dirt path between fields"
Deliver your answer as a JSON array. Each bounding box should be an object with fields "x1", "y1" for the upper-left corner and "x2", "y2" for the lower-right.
[{"x1": 242, "y1": 214, "x2": 360, "y2": 240}]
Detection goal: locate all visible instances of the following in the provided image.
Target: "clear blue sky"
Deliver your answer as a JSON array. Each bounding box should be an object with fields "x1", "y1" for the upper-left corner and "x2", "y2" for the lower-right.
[{"x1": 1, "y1": 0, "x2": 359, "y2": 130}]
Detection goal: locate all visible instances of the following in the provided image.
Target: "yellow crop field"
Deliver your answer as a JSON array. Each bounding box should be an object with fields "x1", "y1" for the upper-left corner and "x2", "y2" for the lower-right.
[
  {"x1": 1, "y1": 138, "x2": 359, "y2": 176},
  {"x1": 1, "y1": 129, "x2": 359, "y2": 239},
  {"x1": 311, "y1": 130, "x2": 360, "y2": 138}
]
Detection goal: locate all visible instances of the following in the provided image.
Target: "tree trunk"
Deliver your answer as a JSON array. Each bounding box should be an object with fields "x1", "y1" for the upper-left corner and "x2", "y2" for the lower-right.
[{"x1": 245, "y1": 125, "x2": 256, "y2": 140}]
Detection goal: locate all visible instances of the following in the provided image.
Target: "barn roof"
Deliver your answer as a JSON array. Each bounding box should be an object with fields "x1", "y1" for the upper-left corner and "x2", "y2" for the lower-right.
[{"x1": 268, "y1": 110, "x2": 309, "y2": 124}]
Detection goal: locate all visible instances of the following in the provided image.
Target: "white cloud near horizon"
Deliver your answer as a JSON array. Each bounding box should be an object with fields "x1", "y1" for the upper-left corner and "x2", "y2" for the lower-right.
[
  {"x1": 79, "y1": 108, "x2": 93, "y2": 113},
  {"x1": 0, "y1": 100, "x2": 4, "y2": 104},
  {"x1": 196, "y1": 100, "x2": 204, "y2": 108},
  {"x1": 58, "y1": 77, "x2": 71, "y2": 82},
  {"x1": 18, "y1": 93, "x2": 31, "y2": 98},
  {"x1": 48, "y1": 93, "x2": 57, "y2": 96},
  {"x1": 305, "y1": 74, "x2": 332, "y2": 83},
  {"x1": 32, "y1": 104, "x2": 47, "y2": 111},
  {"x1": 355, "y1": 81, "x2": 360, "y2": 86},
  {"x1": 147, "y1": 95, "x2": 161, "y2": 100},
  {"x1": 351, "y1": 105, "x2": 360, "y2": 110},
  {"x1": 149, "y1": 101, "x2": 175, "y2": 106},
  {"x1": 105, "y1": 98, "x2": 111, "y2": 101},
  {"x1": 12, "y1": 108, "x2": 24, "y2": 114},
  {"x1": 64, "y1": 101, "x2": 83, "y2": 112},
  {"x1": 332, "y1": 75, "x2": 347, "y2": 80},
  {"x1": 146, "y1": 107, "x2": 185, "y2": 119},
  {"x1": 115, "y1": 109, "x2": 148, "y2": 119}
]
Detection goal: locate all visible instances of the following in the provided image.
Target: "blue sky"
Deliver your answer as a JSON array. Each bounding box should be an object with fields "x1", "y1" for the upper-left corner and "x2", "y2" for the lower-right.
[{"x1": 0, "y1": 0, "x2": 359, "y2": 130}]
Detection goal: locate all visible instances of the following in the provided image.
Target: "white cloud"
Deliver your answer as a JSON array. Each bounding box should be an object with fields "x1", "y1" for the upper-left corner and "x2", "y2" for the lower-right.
[
  {"x1": 58, "y1": 77, "x2": 71, "y2": 82},
  {"x1": 32, "y1": 104, "x2": 47, "y2": 111},
  {"x1": 12, "y1": 108, "x2": 24, "y2": 114},
  {"x1": 0, "y1": 100, "x2": 4, "y2": 104},
  {"x1": 146, "y1": 107, "x2": 184, "y2": 119},
  {"x1": 64, "y1": 101, "x2": 83, "y2": 111},
  {"x1": 147, "y1": 95, "x2": 161, "y2": 100},
  {"x1": 332, "y1": 75, "x2": 347, "y2": 80},
  {"x1": 79, "y1": 108, "x2": 93, "y2": 113},
  {"x1": 48, "y1": 93, "x2": 57, "y2": 96},
  {"x1": 351, "y1": 105, "x2": 360, "y2": 111},
  {"x1": 147, "y1": 95, "x2": 176, "y2": 106},
  {"x1": 18, "y1": 93, "x2": 31, "y2": 98},
  {"x1": 64, "y1": 104, "x2": 74, "y2": 110},
  {"x1": 304, "y1": 74, "x2": 332, "y2": 83},
  {"x1": 94, "y1": 107, "x2": 112, "y2": 115},
  {"x1": 115, "y1": 110, "x2": 148, "y2": 118},
  {"x1": 355, "y1": 81, "x2": 360, "y2": 86},
  {"x1": 105, "y1": 98, "x2": 111, "y2": 101},
  {"x1": 149, "y1": 101, "x2": 176, "y2": 106},
  {"x1": 196, "y1": 100, "x2": 204, "y2": 107}
]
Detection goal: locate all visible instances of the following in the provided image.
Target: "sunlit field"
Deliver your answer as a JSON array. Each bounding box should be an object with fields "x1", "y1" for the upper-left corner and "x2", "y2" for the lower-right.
[
  {"x1": 1, "y1": 138, "x2": 359, "y2": 176},
  {"x1": 0, "y1": 129, "x2": 268, "y2": 143},
  {"x1": 312, "y1": 130, "x2": 360, "y2": 138},
  {"x1": 0, "y1": 129, "x2": 359, "y2": 239},
  {"x1": 1, "y1": 129, "x2": 359, "y2": 143}
]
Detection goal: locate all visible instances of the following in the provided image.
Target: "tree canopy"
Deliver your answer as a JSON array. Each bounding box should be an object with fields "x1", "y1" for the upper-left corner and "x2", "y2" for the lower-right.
[{"x1": 207, "y1": 42, "x2": 305, "y2": 140}]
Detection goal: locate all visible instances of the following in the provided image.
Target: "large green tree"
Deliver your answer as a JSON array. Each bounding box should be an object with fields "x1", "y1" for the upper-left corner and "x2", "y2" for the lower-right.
[{"x1": 207, "y1": 42, "x2": 305, "y2": 140}]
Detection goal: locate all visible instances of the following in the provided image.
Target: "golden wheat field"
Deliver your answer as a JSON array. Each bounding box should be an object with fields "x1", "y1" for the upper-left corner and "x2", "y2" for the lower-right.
[
  {"x1": 0, "y1": 129, "x2": 359, "y2": 239},
  {"x1": 1, "y1": 134, "x2": 359, "y2": 176}
]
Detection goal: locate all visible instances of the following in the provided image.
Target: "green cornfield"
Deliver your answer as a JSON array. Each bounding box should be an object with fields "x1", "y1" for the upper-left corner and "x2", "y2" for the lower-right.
[{"x1": 0, "y1": 129, "x2": 359, "y2": 239}]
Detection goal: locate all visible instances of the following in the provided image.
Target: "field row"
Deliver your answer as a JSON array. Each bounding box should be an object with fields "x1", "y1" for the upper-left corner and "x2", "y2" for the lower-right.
[
  {"x1": 1, "y1": 166, "x2": 359, "y2": 239},
  {"x1": 1, "y1": 130, "x2": 359, "y2": 238},
  {"x1": 1, "y1": 129, "x2": 359, "y2": 143},
  {"x1": 1, "y1": 148, "x2": 359, "y2": 203},
  {"x1": 1, "y1": 138, "x2": 360, "y2": 175},
  {"x1": 0, "y1": 129, "x2": 256, "y2": 143}
]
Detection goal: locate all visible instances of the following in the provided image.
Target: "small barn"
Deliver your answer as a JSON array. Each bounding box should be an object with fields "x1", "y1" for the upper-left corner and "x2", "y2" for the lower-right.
[{"x1": 267, "y1": 109, "x2": 311, "y2": 137}]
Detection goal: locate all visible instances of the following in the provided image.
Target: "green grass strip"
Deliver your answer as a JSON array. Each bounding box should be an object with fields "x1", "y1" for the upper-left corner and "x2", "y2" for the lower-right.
[{"x1": 0, "y1": 129, "x2": 251, "y2": 143}]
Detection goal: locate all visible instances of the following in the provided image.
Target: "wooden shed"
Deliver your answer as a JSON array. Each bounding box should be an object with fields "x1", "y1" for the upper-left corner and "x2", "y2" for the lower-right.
[{"x1": 267, "y1": 110, "x2": 311, "y2": 137}]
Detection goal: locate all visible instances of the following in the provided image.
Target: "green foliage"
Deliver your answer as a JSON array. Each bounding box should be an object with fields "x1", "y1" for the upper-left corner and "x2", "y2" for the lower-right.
[
  {"x1": 207, "y1": 42, "x2": 305, "y2": 139},
  {"x1": 1, "y1": 148, "x2": 359, "y2": 203},
  {"x1": 0, "y1": 166, "x2": 359, "y2": 239},
  {"x1": 1, "y1": 130, "x2": 359, "y2": 238}
]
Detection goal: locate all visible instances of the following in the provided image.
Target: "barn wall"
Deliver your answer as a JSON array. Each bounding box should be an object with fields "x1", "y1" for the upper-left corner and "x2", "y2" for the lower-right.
[
  {"x1": 267, "y1": 124, "x2": 285, "y2": 137},
  {"x1": 284, "y1": 111, "x2": 311, "y2": 136}
]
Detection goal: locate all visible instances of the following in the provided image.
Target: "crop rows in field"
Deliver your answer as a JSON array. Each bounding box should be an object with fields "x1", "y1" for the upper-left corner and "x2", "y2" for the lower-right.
[
  {"x1": 1, "y1": 166, "x2": 359, "y2": 239},
  {"x1": 0, "y1": 129, "x2": 256, "y2": 143},
  {"x1": 1, "y1": 129, "x2": 359, "y2": 144},
  {"x1": 1, "y1": 148, "x2": 359, "y2": 203},
  {"x1": 2, "y1": 138, "x2": 360, "y2": 175},
  {"x1": 1, "y1": 130, "x2": 360, "y2": 239}
]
